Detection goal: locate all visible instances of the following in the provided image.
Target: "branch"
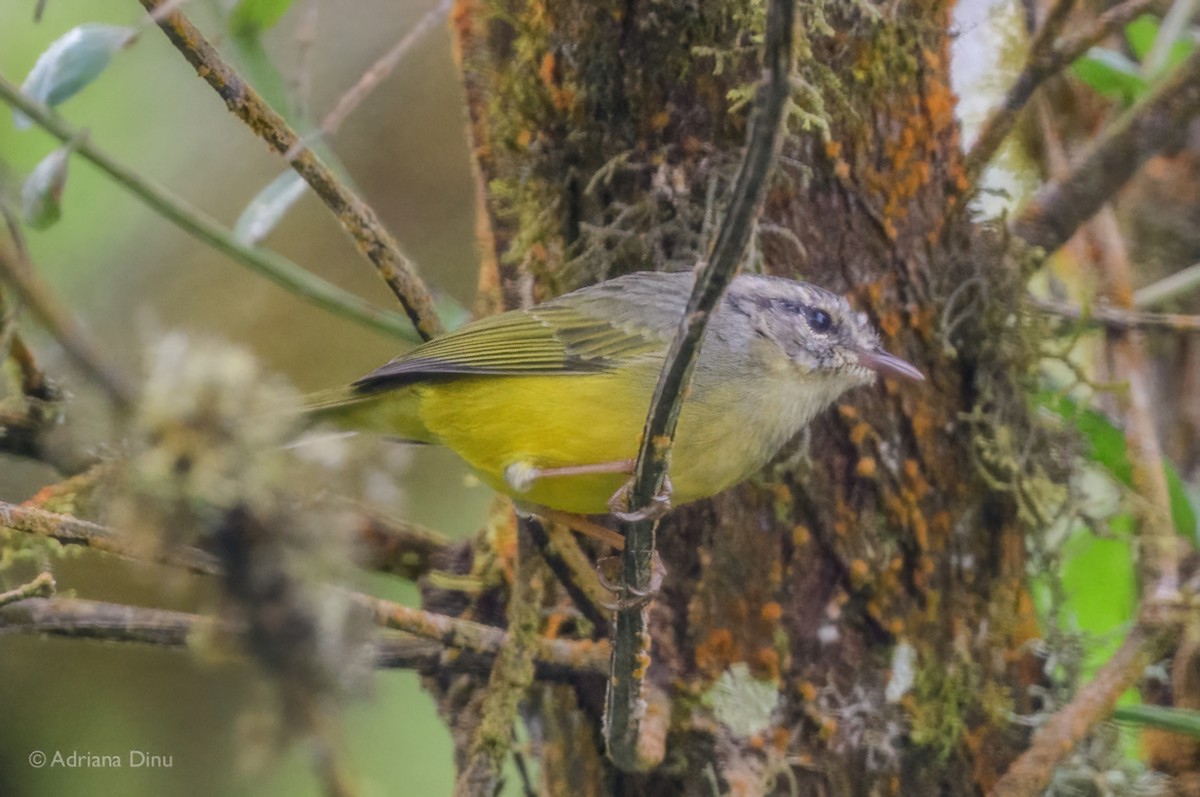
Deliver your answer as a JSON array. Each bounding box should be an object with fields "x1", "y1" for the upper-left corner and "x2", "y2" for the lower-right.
[
  {"x1": 137, "y1": 0, "x2": 444, "y2": 341},
  {"x1": 0, "y1": 500, "x2": 221, "y2": 575},
  {"x1": 0, "y1": 571, "x2": 55, "y2": 607},
  {"x1": 356, "y1": 511, "x2": 450, "y2": 580},
  {"x1": 360, "y1": 593, "x2": 608, "y2": 675},
  {"x1": 457, "y1": 519, "x2": 546, "y2": 797},
  {"x1": 606, "y1": 0, "x2": 794, "y2": 772},
  {"x1": 965, "y1": 0, "x2": 1159, "y2": 178},
  {"x1": 990, "y1": 617, "x2": 1179, "y2": 797},
  {"x1": 0, "y1": 74, "x2": 418, "y2": 343},
  {"x1": 2, "y1": 498, "x2": 455, "y2": 581},
  {"x1": 289, "y1": 0, "x2": 453, "y2": 157},
  {"x1": 0, "y1": 596, "x2": 607, "y2": 680},
  {"x1": 0, "y1": 210, "x2": 137, "y2": 409},
  {"x1": 1011, "y1": 45, "x2": 1200, "y2": 256},
  {"x1": 1033, "y1": 296, "x2": 1200, "y2": 333},
  {"x1": 1133, "y1": 260, "x2": 1200, "y2": 309}
]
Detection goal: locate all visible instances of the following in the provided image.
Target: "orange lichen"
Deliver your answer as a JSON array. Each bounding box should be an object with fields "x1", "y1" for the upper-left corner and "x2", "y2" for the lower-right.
[
  {"x1": 752, "y1": 647, "x2": 780, "y2": 680},
  {"x1": 538, "y1": 52, "x2": 556, "y2": 87},
  {"x1": 856, "y1": 456, "x2": 878, "y2": 478},
  {"x1": 798, "y1": 681, "x2": 818, "y2": 702},
  {"x1": 695, "y1": 628, "x2": 736, "y2": 675},
  {"x1": 849, "y1": 421, "x2": 874, "y2": 446},
  {"x1": 791, "y1": 525, "x2": 811, "y2": 546},
  {"x1": 761, "y1": 602, "x2": 783, "y2": 622},
  {"x1": 849, "y1": 559, "x2": 871, "y2": 587}
]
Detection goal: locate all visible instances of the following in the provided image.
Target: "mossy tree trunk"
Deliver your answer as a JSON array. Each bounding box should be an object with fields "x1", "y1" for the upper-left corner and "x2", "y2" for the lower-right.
[{"x1": 438, "y1": 2, "x2": 1048, "y2": 793}]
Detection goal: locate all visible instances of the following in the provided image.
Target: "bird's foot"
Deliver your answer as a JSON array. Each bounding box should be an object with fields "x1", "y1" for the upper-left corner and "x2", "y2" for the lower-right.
[
  {"x1": 597, "y1": 551, "x2": 667, "y2": 611},
  {"x1": 607, "y1": 474, "x2": 673, "y2": 522}
]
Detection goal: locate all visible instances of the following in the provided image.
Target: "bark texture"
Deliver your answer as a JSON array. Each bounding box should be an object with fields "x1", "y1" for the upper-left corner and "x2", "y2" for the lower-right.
[{"x1": 436, "y1": 2, "x2": 1060, "y2": 793}]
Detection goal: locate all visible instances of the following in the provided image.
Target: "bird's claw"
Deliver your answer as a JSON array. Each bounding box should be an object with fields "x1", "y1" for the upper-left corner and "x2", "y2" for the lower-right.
[
  {"x1": 596, "y1": 552, "x2": 667, "y2": 611},
  {"x1": 607, "y1": 475, "x2": 673, "y2": 522}
]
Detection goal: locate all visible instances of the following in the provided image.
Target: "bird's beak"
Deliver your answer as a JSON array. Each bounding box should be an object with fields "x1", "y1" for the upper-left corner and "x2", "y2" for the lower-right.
[{"x1": 856, "y1": 348, "x2": 925, "y2": 382}]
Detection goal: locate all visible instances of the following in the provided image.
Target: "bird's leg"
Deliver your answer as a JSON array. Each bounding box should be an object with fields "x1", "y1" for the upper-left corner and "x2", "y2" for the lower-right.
[
  {"x1": 607, "y1": 474, "x2": 673, "y2": 522},
  {"x1": 504, "y1": 459, "x2": 634, "y2": 492}
]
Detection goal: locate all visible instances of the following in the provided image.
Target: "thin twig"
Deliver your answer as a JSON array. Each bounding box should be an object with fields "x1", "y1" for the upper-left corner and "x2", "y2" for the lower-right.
[
  {"x1": 965, "y1": 0, "x2": 1160, "y2": 179},
  {"x1": 1011, "y1": 45, "x2": 1200, "y2": 256},
  {"x1": 0, "y1": 212, "x2": 137, "y2": 409},
  {"x1": 137, "y1": 0, "x2": 444, "y2": 341},
  {"x1": 1033, "y1": 296, "x2": 1200, "y2": 332},
  {"x1": 456, "y1": 519, "x2": 546, "y2": 797},
  {"x1": 0, "y1": 572, "x2": 55, "y2": 608},
  {"x1": 287, "y1": 0, "x2": 453, "y2": 160},
  {"x1": 605, "y1": 0, "x2": 794, "y2": 772},
  {"x1": 989, "y1": 620, "x2": 1178, "y2": 796},
  {"x1": 0, "y1": 74, "x2": 418, "y2": 342},
  {"x1": 1133, "y1": 260, "x2": 1200, "y2": 309}
]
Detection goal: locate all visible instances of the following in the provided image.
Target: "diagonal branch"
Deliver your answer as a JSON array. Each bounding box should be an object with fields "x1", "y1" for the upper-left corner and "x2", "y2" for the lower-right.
[
  {"x1": 605, "y1": 0, "x2": 794, "y2": 772},
  {"x1": 0, "y1": 74, "x2": 419, "y2": 342},
  {"x1": 0, "y1": 212, "x2": 137, "y2": 409},
  {"x1": 965, "y1": 0, "x2": 1159, "y2": 179},
  {"x1": 989, "y1": 614, "x2": 1180, "y2": 797},
  {"x1": 137, "y1": 0, "x2": 444, "y2": 341},
  {"x1": 1011, "y1": 45, "x2": 1200, "y2": 256}
]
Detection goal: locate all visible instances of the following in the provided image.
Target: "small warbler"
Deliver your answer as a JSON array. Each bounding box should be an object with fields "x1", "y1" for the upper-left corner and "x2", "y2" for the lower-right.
[{"x1": 310, "y1": 271, "x2": 923, "y2": 516}]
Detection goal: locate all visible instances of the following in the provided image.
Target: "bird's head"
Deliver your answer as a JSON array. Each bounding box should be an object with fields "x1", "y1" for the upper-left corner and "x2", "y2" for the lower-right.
[{"x1": 726, "y1": 274, "x2": 925, "y2": 387}]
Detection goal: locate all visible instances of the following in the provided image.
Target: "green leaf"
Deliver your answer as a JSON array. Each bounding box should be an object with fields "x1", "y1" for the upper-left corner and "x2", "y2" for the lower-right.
[
  {"x1": 20, "y1": 146, "x2": 71, "y2": 229},
  {"x1": 14, "y1": 24, "x2": 136, "y2": 130},
  {"x1": 1113, "y1": 705, "x2": 1200, "y2": 740},
  {"x1": 228, "y1": 0, "x2": 296, "y2": 37},
  {"x1": 1040, "y1": 394, "x2": 1199, "y2": 544},
  {"x1": 234, "y1": 171, "x2": 309, "y2": 246},
  {"x1": 1125, "y1": 15, "x2": 1160, "y2": 61},
  {"x1": 1071, "y1": 48, "x2": 1148, "y2": 101}
]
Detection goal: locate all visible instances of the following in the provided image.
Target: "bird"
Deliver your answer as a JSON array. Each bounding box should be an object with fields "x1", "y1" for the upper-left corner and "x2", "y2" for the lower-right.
[{"x1": 308, "y1": 270, "x2": 923, "y2": 524}]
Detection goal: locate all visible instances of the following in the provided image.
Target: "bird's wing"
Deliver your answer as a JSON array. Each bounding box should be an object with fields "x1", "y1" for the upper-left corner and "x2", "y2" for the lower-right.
[{"x1": 353, "y1": 272, "x2": 692, "y2": 391}]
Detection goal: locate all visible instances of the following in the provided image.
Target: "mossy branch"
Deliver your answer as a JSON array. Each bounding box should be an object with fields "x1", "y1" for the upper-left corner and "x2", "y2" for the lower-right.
[
  {"x1": 137, "y1": 0, "x2": 444, "y2": 341},
  {"x1": 606, "y1": 0, "x2": 795, "y2": 772}
]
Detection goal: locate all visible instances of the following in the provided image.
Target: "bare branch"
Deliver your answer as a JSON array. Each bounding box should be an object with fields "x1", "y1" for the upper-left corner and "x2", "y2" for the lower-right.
[
  {"x1": 965, "y1": 0, "x2": 1160, "y2": 178},
  {"x1": 606, "y1": 0, "x2": 794, "y2": 772},
  {"x1": 1011, "y1": 46, "x2": 1200, "y2": 256},
  {"x1": 1133, "y1": 260, "x2": 1200, "y2": 309},
  {"x1": 989, "y1": 618, "x2": 1179, "y2": 797},
  {"x1": 1034, "y1": 296, "x2": 1200, "y2": 332},
  {"x1": 288, "y1": 0, "x2": 453, "y2": 158},
  {"x1": 136, "y1": 0, "x2": 444, "y2": 341}
]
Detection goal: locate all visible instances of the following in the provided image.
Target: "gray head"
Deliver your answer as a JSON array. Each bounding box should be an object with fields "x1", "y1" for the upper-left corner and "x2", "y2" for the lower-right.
[{"x1": 724, "y1": 274, "x2": 924, "y2": 385}]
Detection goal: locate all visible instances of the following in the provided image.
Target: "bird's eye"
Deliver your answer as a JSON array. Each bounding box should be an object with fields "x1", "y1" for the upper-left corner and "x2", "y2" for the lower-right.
[{"x1": 807, "y1": 308, "x2": 833, "y2": 333}]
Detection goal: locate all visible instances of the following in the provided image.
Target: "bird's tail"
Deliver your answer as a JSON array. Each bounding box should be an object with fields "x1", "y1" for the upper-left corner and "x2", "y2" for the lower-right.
[{"x1": 303, "y1": 385, "x2": 436, "y2": 444}]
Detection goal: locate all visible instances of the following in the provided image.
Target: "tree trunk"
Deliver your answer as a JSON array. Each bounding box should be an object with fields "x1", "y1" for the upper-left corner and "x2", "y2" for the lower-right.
[{"x1": 438, "y1": 1, "x2": 1051, "y2": 793}]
